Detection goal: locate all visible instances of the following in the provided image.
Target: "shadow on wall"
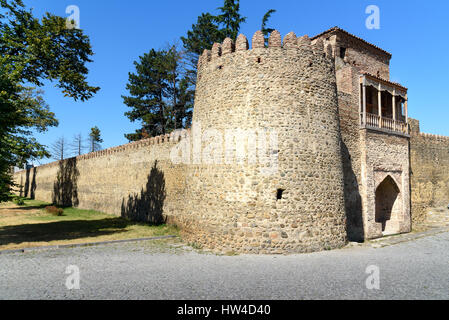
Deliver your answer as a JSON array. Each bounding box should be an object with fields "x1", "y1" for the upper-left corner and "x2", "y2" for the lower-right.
[
  {"x1": 24, "y1": 168, "x2": 30, "y2": 198},
  {"x1": 52, "y1": 158, "x2": 79, "y2": 207},
  {"x1": 22, "y1": 167, "x2": 37, "y2": 199},
  {"x1": 341, "y1": 141, "x2": 365, "y2": 242},
  {"x1": 121, "y1": 161, "x2": 166, "y2": 225},
  {"x1": 30, "y1": 168, "x2": 37, "y2": 199}
]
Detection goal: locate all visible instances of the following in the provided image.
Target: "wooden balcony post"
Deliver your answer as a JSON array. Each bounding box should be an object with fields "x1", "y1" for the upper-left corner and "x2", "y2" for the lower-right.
[
  {"x1": 362, "y1": 81, "x2": 367, "y2": 126},
  {"x1": 378, "y1": 83, "x2": 382, "y2": 128},
  {"x1": 405, "y1": 94, "x2": 408, "y2": 134},
  {"x1": 392, "y1": 90, "x2": 396, "y2": 121},
  {"x1": 392, "y1": 89, "x2": 396, "y2": 131}
]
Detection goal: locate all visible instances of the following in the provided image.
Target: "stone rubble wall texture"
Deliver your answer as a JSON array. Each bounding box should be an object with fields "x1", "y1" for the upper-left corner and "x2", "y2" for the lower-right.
[
  {"x1": 12, "y1": 28, "x2": 449, "y2": 254},
  {"x1": 336, "y1": 68, "x2": 365, "y2": 241},
  {"x1": 409, "y1": 119, "x2": 449, "y2": 224},
  {"x1": 14, "y1": 134, "x2": 188, "y2": 222},
  {"x1": 182, "y1": 31, "x2": 347, "y2": 253},
  {"x1": 13, "y1": 30, "x2": 348, "y2": 254},
  {"x1": 360, "y1": 130, "x2": 411, "y2": 237}
]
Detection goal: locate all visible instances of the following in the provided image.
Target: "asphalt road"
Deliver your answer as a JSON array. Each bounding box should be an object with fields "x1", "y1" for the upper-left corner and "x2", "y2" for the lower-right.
[{"x1": 1, "y1": 232, "x2": 448, "y2": 300}]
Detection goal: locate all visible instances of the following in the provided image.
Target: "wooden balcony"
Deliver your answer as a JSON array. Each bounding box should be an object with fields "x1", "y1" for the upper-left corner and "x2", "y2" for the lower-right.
[
  {"x1": 363, "y1": 113, "x2": 408, "y2": 135},
  {"x1": 360, "y1": 74, "x2": 409, "y2": 136}
]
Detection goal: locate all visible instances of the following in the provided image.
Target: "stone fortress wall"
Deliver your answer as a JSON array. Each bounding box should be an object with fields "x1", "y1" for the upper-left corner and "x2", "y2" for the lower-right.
[
  {"x1": 14, "y1": 132, "x2": 189, "y2": 224},
  {"x1": 13, "y1": 28, "x2": 449, "y2": 254},
  {"x1": 182, "y1": 30, "x2": 347, "y2": 253},
  {"x1": 409, "y1": 119, "x2": 449, "y2": 224},
  {"x1": 14, "y1": 30, "x2": 348, "y2": 254}
]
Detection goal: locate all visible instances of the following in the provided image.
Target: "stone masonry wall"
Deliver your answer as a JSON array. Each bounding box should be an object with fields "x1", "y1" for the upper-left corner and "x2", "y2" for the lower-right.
[
  {"x1": 14, "y1": 30, "x2": 353, "y2": 254},
  {"x1": 181, "y1": 31, "x2": 348, "y2": 253},
  {"x1": 360, "y1": 129, "x2": 411, "y2": 238},
  {"x1": 14, "y1": 133, "x2": 188, "y2": 224},
  {"x1": 336, "y1": 64, "x2": 364, "y2": 241},
  {"x1": 409, "y1": 119, "x2": 449, "y2": 224},
  {"x1": 335, "y1": 60, "x2": 410, "y2": 241}
]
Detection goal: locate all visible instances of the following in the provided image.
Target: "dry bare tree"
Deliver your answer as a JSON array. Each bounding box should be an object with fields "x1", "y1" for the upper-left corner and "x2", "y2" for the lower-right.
[
  {"x1": 51, "y1": 136, "x2": 66, "y2": 161},
  {"x1": 70, "y1": 133, "x2": 86, "y2": 156}
]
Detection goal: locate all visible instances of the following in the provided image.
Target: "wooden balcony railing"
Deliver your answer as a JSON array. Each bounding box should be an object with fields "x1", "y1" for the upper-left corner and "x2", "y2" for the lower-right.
[{"x1": 363, "y1": 113, "x2": 408, "y2": 135}]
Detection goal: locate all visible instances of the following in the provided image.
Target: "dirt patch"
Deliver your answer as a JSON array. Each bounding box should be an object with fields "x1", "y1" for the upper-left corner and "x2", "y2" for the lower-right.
[{"x1": 0, "y1": 202, "x2": 42, "y2": 215}]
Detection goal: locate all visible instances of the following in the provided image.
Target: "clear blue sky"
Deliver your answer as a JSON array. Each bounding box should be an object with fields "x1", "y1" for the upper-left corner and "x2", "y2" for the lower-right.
[{"x1": 22, "y1": 0, "x2": 449, "y2": 165}]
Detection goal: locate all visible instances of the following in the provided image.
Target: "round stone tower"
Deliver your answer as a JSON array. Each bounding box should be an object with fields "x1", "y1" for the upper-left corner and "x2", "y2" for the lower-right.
[{"x1": 182, "y1": 30, "x2": 347, "y2": 253}]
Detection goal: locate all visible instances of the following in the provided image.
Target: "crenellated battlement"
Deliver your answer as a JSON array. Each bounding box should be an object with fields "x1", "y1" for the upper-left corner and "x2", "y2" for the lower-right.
[
  {"x1": 15, "y1": 129, "x2": 191, "y2": 173},
  {"x1": 197, "y1": 30, "x2": 334, "y2": 70},
  {"x1": 75, "y1": 129, "x2": 191, "y2": 161},
  {"x1": 418, "y1": 132, "x2": 449, "y2": 142}
]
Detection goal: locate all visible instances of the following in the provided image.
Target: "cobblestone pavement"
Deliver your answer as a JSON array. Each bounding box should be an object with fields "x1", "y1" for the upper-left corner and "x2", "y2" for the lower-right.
[{"x1": 1, "y1": 232, "x2": 448, "y2": 300}]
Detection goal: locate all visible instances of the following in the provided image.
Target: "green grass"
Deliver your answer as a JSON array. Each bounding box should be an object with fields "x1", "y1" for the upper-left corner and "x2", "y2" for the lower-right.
[
  {"x1": 7, "y1": 195, "x2": 50, "y2": 209},
  {"x1": 0, "y1": 198, "x2": 179, "y2": 250}
]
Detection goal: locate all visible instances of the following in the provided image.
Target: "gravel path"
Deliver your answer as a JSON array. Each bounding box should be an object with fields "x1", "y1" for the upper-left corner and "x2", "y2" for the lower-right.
[{"x1": 1, "y1": 233, "x2": 449, "y2": 300}]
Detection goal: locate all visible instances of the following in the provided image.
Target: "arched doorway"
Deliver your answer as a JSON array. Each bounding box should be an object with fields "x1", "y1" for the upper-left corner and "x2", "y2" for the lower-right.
[{"x1": 375, "y1": 175, "x2": 401, "y2": 235}]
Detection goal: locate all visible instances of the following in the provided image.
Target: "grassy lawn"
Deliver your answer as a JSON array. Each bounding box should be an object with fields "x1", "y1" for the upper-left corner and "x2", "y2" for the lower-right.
[{"x1": 0, "y1": 197, "x2": 179, "y2": 251}]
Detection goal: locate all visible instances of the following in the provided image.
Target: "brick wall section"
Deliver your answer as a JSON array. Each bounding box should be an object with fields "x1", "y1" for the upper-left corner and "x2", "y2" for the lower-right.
[
  {"x1": 409, "y1": 119, "x2": 449, "y2": 224},
  {"x1": 313, "y1": 31, "x2": 390, "y2": 80},
  {"x1": 334, "y1": 33, "x2": 390, "y2": 80}
]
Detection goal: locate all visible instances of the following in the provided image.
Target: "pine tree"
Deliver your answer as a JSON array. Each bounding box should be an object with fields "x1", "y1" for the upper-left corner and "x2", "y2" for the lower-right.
[
  {"x1": 180, "y1": 0, "x2": 247, "y2": 110},
  {"x1": 89, "y1": 127, "x2": 103, "y2": 152},
  {"x1": 123, "y1": 46, "x2": 194, "y2": 141},
  {"x1": 181, "y1": 12, "x2": 224, "y2": 86},
  {"x1": 122, "y1": 49, "x2": 167, "y2": 141},
  {"x1": 215, "y1": 0, "x2": 247, "y2": 40},
  {"x1": 181, "y1": 13, "x2": 224, "y2": 61},
  {"x1": 261, "y1": 9, "x2": 276, "y2": 45}
]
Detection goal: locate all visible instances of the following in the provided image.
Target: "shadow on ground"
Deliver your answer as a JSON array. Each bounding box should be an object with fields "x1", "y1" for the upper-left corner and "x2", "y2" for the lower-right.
[
  {"x1": 0, "y1": 218, "x2": 132, "y2": 246},
  {"x1": 7, "y1": 204, "x2": 49, "y2": 211}
]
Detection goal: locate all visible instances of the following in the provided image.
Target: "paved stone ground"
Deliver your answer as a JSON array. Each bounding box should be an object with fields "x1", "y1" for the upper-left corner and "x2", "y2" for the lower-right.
[{"x1": 1, "y1": 232, "x2": 449, "y2": 300}]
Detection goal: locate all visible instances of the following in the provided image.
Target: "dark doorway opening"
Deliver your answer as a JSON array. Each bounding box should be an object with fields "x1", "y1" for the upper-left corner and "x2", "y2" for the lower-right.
[{"x1": 375, "y1": 176, "x2": 400, "y2": 232}]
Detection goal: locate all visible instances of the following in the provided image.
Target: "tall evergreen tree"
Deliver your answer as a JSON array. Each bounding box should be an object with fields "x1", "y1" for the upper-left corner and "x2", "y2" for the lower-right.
[
  {"x1": 181, "y1": 13, "x2": 224, "y2": 87},
  {"x1": 175, "y1": 77, "x2": 194, "y2": 129},
  {"x1": 89, "y1": 127, "x2": 103, "y2": 152},
  {"x1": 261, "y1": 9, "x2": 276, "y2": 45},
  {"x1": 122, "y1": 49, "x2": 168, "y2": 141},
  {"x1": 181, "y1": 13, "x2": 223, "y2": 63},
  {"x1": 180, "y1": 0, "x2": 247, "y2": 107},
  {"x1": 215, "y1": 0, "x2": 247, "y2": 40},
  {"x1": 164, "y1": 46, "x2": 194, "y2": 131},
  {"x1": 122, "y1": 47, "x2": 194, "y2": 141}
]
